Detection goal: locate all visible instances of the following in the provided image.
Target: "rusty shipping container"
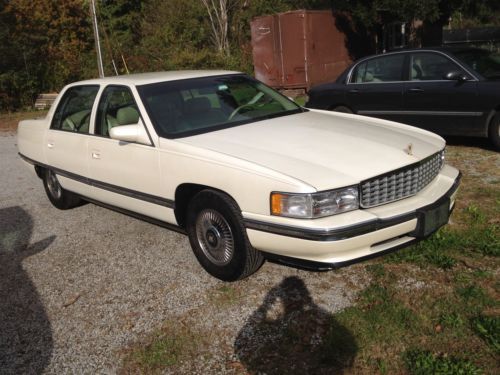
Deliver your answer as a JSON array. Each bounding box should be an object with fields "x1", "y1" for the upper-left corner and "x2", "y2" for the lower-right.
[{"x1": 251, "y1": 10, "x2": 352, "y2": 91}]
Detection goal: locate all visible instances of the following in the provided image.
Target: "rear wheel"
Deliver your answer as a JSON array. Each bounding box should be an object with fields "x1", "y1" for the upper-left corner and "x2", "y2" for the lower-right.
[
  {"x1": 42, "y1": 169, "x2": 81, "y2": 209},
  {"x1": 489, "y1": 113, "x2": 500, "y2": 150},
  {"x1": 186, "y1": 190, "x2": 264, "y2": 281},
  {"x1": 331, "y1": 105, "x2": 353, "y2": 114}
]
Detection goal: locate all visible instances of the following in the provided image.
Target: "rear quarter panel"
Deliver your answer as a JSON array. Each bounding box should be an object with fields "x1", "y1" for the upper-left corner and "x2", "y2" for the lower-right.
[
  {"x1": 307, "y1": 83, "x2": 347, "y2": 110},
  {"x1": 17, "y1": 117, "x2": 50, "y2": 164}
]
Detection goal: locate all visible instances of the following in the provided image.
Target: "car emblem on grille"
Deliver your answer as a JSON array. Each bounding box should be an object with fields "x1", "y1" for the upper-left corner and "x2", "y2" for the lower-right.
[{"x1": 404, "y1": 143, "x2": 413, "y2": 156}]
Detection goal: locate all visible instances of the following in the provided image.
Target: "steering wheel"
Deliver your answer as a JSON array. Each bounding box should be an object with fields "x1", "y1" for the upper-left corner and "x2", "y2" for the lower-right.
[
  {"x1": 63, "y1": 117, "x2": 76, "y2": 131},
  {"x1": 228, "y1": 103, "x2": 255, "y2": 120},
  {"x1": 75, "y1": 112, "x2": 91, "y2": 132},
  {"x1": 228, "y1": 92, "x2": 266, "y2": 120}
]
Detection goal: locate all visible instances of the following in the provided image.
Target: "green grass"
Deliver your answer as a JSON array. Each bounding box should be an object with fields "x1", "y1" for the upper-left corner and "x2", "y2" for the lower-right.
[
  {"x1": 456, "y1": 284, "x2": 496, "y2": 315},
  {"x1": 387, "y1": 204, "x2": 499, "y2": 268},
  {"x1": 323, "y1": 258, "x2": 498, "y2": 373},
  {"x1": 471, "y1": 316, "x2": 500, "y2": 352},
  {"x1": 403, "y1": 349, "x2": 482, "y2": 375},
  {"x1": 293, "y1": 95, "x2": 307, "y2": 106},
  {"x1": 132, "y1": 335, "x2": 185, "y2": 367},
  {"x1": 439, "y1": 312, "x2": 465, "y2": 330},
  {"x1": 122, "y1": 322, "x2": 204, "y2": 372},
  {"x1": 333, "y1": 283, "x2": 420, "y2": 346},
  {"x1": 207, "y1": 284, "x2": 241, "y2": 307}
]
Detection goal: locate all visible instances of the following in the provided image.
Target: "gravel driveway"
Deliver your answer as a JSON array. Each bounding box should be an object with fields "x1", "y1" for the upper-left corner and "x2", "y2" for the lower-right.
[{"x1": 0, "y1": 134, "x2": 368, "y2": 374}]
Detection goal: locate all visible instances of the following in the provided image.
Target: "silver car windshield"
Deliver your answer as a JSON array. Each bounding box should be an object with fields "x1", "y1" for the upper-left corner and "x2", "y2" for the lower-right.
[{"x1": 137, "y1": 74, "x2": 302, "y2": 138}]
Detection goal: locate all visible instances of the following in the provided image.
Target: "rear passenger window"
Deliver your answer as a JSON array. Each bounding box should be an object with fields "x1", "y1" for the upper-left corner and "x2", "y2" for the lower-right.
[
  {"x1": 95, "y1": 86, "x2": 139, "y2": 137},
  {"x1": 352, "y1": 54, "x2": 405, "y2": 83},
  {"x1": 51, "y1": 85, "x2": 99, "y2": 133}
]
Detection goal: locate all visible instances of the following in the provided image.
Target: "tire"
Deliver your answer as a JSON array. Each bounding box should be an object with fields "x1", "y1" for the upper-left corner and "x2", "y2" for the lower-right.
[
  {"x1": 489, "y1": 113, "x2": 500, "y2": 150},
  {"x1": 332, "y1": 105, "x2": 353, "y2": 114},
  {"x1": 42, "y1": 169, "x2": 81, "y2": 210},
  {"x1": 186, "y1": 190, "x2": 264, "y2": 281}
]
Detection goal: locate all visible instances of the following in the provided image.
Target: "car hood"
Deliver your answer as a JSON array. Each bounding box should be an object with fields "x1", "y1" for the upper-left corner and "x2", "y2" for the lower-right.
[{"x1": 178, "y1": 110, "x2": 445, "y2": 191}]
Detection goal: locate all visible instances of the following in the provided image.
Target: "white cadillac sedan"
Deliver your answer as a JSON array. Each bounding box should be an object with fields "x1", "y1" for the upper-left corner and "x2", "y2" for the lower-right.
[{"x1": 17, "y1": 71, "x2": 461, "y2": 281}]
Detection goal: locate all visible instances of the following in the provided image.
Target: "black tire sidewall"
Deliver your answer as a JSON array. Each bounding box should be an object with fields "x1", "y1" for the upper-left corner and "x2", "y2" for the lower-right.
[
  {"x1": 489, "y1": 114, "x2": 500, "y2": 150},
  {"x1": 332, "y1": 105, "x2": 353, "y2": 114},
  {"x1": 42, "y1": 169, "x2": 78, "y2": 210},
  {"x1": 186, "y1": 190, "x2": 254, "y2": 281}
]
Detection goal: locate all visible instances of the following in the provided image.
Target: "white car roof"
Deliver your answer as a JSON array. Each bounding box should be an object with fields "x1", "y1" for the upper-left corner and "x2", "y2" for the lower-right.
[{"x1": 72, "y1": 70, "x2": 242, "y2": 86}]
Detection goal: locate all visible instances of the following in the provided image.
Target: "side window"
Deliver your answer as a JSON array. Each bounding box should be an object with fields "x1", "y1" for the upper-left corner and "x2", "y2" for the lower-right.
[
  {"x1": 51, "y1": 85, "x2": 99, "y2": 133},
  {"x1": 95, "y1": 86, "x2": 139, "y2": 137},
  {"x1": 352, "y1": 54, "x2": 405, "y2": 83},
  {"x1": 410, "y1": 53, "x2": 460, "y2": 81}
]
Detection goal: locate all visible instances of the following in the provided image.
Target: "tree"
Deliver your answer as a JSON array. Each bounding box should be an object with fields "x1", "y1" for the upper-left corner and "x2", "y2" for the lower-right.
[{"x1": 201, "y1": 0, "x2": 231, "y2": 56}]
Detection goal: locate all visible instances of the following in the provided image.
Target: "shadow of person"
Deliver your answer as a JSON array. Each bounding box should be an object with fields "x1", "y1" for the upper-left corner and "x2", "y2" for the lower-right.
[
  {"x1": 235, "y1": 276, "x2": 357, "y2": 374},
  {"x1": 0, "y1": 206, "x2": 55, "y2": 374}
]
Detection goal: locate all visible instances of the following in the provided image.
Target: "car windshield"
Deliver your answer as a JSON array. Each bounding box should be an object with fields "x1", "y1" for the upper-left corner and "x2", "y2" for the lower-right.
[
  {"x1": 137, "y1": 74, "x2": 302, "y2": 138},
  {"x1": 453, "y1": 49, "x2": 500, "y2": 80}
]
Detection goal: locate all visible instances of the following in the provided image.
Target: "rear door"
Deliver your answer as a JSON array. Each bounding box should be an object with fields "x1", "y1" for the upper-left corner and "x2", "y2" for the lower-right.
[
  {"x1": 45, "y1": 85, "x2": 100, "y2": 196},
  {"x1": 346, "y1": 53, "x2": 407, "y2": 123},
  {"x1": 403, "y1": 51, "x2": 480, "y2": 135}
]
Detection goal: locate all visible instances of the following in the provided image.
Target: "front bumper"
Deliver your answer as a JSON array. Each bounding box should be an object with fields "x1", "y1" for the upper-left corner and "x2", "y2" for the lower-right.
[{"x1": 243, "y1": 165, "x2": 461, "y2": 270}]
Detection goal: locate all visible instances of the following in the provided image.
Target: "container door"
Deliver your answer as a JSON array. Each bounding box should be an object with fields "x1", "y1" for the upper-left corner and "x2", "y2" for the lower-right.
[
  {"x1": 251, "y1": 16, "x2": 281, "y2": 88},
  {"x1": 279, "y1": 12, "x2": 307, "y2": 89}
]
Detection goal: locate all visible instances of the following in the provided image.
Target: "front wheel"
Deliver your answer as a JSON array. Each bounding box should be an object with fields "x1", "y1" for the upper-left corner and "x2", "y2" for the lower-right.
[
  {"x1": 186, "y1": 190, "x2": 264, "y2": 281},
  {"x1": 42, "y1": 169, "x2": 81, "y2": 209},
  {"x1": 489, "y1": 113, "x2": 500, "y2": 150}
]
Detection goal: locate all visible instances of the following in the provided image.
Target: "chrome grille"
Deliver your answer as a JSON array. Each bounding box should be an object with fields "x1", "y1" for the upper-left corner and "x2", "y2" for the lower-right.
[{"x1": 360, "y1": 151, "x2": 444, "y2": 208}]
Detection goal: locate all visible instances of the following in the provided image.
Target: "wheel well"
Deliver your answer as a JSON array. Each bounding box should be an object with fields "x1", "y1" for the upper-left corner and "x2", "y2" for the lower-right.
[
  {"x1": 174, "y1": 183, "x2": 238, "y2": 228},
  {"x1": 34, "y1": 165, "x2": 44, "y2": 179},
  {"x1": 328, "y1": 104, "x2": 353, "y2": 112},
  {"x1": 486, "y1": 108, "x2": 499, "y2": 131}
]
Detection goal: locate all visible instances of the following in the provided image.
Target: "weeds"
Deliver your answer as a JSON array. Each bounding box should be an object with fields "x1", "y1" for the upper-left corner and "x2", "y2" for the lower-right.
[
  {"x1": 471, "y1": 316, "x2": 500, "y2": 352},
  {"x1": 439, "y1": 313, "x2": 464, "y2": 330},
  {"x1": 403, "y1": 349, "x2": 482, "y2": 375}
]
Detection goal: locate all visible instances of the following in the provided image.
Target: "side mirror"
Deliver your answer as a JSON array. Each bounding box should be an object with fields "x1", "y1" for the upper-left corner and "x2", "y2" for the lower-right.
[
  {"x1": 444, "y1": 71, "x2": 469, "y2": 82},
  {"x1": 109, "y1": 122, "x2": 151, "y2": 145}
]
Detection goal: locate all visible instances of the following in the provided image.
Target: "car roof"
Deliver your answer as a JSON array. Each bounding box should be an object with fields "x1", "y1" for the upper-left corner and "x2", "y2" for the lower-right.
[
  {"x1": 358, "y1": 46, "x2": 487, "y2": 61},
  {"x1": 71, "y1": 70, "x2": 242, "y2": 86}
]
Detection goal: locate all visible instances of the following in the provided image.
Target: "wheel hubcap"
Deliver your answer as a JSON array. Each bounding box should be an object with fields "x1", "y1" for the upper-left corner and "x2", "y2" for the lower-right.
[
  {"x1": 47, "y1": 170, "x2": 62, "y2": 199},
  {"x1": 196, "y1": 209, "x2": 234, "y2": 266}
]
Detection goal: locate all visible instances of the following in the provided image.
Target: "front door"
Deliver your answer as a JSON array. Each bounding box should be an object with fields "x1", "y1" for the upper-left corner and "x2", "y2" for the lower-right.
[
  {"x1": 403, "y1": 52, "x2": 480, "y2": 135},
  {"x1": 87, "y1": 85, "x2": 168, "y2": 222}
]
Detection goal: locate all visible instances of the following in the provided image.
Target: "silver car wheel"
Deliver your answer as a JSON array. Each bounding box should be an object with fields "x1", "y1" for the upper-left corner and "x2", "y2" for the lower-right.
[
  {"x1": 195, "y1": 209, "x2": 234, "y2": 266},
  {"x1": 46, "y1": 170, "x2": 62, "y2": 199}
]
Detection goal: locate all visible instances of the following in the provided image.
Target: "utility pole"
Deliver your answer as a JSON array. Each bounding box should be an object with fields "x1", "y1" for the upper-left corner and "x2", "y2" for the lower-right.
[{"x1": 90, "y1": 0, "x2": 104, "y2": 78}]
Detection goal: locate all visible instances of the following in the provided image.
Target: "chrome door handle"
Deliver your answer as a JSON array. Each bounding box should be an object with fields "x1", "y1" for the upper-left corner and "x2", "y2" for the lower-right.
[
  {"x1": 92, "y1": 152, "x2": 100, "y2": 159},
  {"x1": 407, "y1": 88, "x2": 424, "y2": 93},
  {"x1": 349, "y1": 89, "x2": 360, "y2": 94},
  {"x1": 47, "y1": 142, "x2": 55, "y2": 149}
]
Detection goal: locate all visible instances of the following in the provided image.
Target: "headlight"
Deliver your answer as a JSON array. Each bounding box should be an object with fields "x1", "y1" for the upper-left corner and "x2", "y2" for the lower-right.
[
  {"x1": 271, "y1": 186, "x2": 359, "y2": 219},
  {"x1": 440, "y1": 149, "x2": 445, "y2": 168}
]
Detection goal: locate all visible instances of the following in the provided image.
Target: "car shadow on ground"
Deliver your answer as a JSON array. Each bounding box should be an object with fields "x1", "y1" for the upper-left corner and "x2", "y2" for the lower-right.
[
  {"x1": 234, "y1": 276, "x2": 357, "y2": 374},
  {"x1": 444, "y1": 136, "x2": 496, "y2": 151},
  {"x1": 0, "y1": 206, "x2": 55, "y2": 374}
]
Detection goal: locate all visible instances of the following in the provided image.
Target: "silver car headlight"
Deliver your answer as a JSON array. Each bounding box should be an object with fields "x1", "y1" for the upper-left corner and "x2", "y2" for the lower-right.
[{"x1": 270, "y1": 186, "x2": 359, "y2": 219}]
